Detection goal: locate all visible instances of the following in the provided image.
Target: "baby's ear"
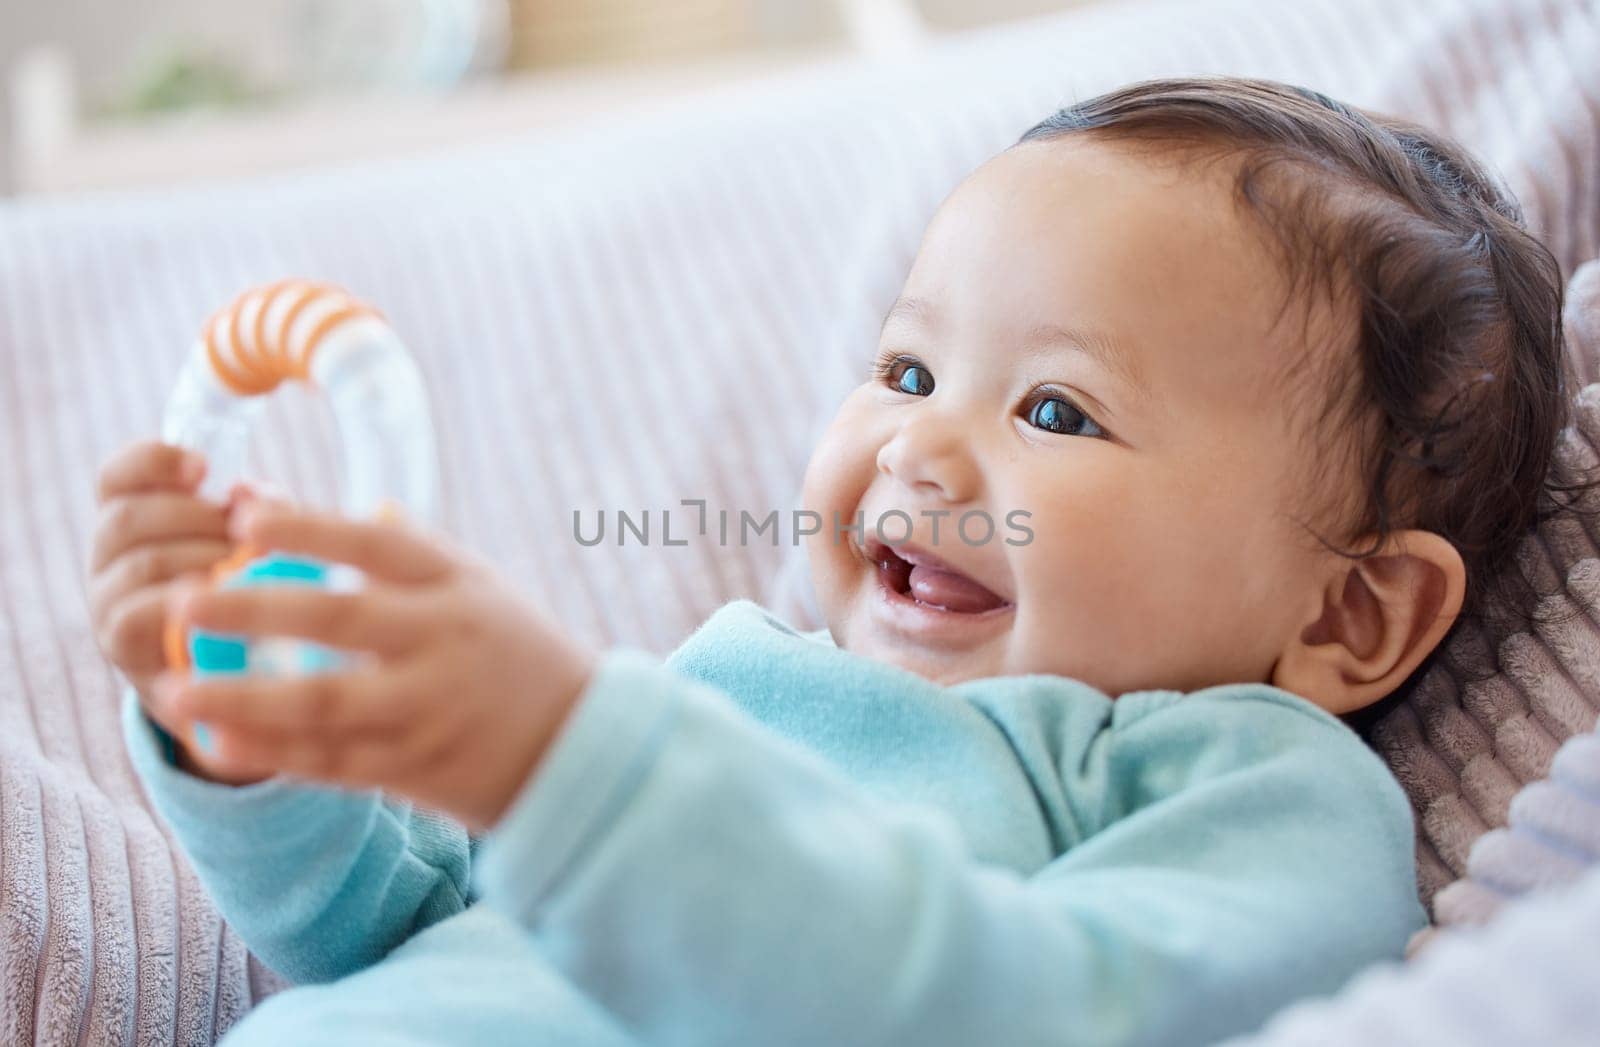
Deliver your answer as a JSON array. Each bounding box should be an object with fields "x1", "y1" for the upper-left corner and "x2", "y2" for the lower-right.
[{"x1": 1271, "y1": 531, "x2": 1466, "y2": 716}]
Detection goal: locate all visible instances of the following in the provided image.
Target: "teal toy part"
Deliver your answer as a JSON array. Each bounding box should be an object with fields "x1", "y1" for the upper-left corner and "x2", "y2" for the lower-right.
[{"x1": 188, "y1": 552, "x2": 350, "y2": 753}]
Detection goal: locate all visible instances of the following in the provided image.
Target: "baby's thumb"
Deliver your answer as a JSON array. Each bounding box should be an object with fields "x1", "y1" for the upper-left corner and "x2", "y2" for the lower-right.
[
  {"x1": 227, "y1": 479, "x2": 294, "y2": 513},
  {"x1": 225, "y1": 482, "x2": 296, "y2": 546}
]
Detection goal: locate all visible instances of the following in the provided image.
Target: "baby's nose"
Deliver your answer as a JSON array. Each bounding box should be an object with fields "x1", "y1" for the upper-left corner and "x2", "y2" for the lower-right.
[{"x1": 875, "y1": 418, "x2": 981, "y2": 504}]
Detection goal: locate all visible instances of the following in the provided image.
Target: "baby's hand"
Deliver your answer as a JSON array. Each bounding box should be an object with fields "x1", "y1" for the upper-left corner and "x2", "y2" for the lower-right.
[
  {"x1": 147, "y1": 502, "x2": 596, "y2": 831},
  {"x1": 89, "y1": 439, "x2": 282, "y2": 784}
]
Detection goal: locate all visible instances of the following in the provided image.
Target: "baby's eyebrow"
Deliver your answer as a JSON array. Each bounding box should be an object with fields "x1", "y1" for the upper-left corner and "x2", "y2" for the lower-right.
[
  {"x1": 881, "y1": 295, "x2": 1149, "y2": 401},
  {"x1": 1021, "y1": 322, "x2": 1150, "y2": 400},
  {"x1": 880, "y1": 295, "x2": 939, "y2": 335}
]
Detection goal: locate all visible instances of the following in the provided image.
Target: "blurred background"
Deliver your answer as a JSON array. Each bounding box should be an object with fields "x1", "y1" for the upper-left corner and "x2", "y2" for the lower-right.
[{"x1": 0, "y1": 0, "x2": 1109, "y2": 196}]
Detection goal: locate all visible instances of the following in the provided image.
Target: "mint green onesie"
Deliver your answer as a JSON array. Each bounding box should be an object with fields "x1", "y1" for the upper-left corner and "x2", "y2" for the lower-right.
[{"x1": 121, "y1": 599, "x2": 1425, "y2": 1045}]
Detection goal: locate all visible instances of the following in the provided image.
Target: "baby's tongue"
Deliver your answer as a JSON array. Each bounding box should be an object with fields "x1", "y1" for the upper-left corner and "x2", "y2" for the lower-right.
[{"x1": 907, "y1": 563, "x2": 1005, "y2": 613}]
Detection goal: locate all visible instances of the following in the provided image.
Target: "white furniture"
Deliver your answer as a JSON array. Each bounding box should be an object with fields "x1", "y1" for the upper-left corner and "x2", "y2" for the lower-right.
[
  {"x1": 5, "y1": 45, "x2": 839, "y2": 195},
  {"x1": 1, "y1": 0, "x2": 1107, "y2": 195}
]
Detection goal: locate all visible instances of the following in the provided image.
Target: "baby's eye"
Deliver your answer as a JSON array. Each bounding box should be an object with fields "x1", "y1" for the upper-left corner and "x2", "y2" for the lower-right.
[
  {"x1": 897, "y1": 364, "x2": 934, "y2": 396},
  {"x1": 875, "y1": 354, "x2": 935, "y2": 396},
  {"x1": 1026, "y1": 394, "x2": 1105, "y2": 438}
]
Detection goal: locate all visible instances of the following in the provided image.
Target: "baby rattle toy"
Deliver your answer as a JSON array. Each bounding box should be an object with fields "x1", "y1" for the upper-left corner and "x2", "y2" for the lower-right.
[{"x1": 160, "y1": 279, "x2": 439, "y2": 752}]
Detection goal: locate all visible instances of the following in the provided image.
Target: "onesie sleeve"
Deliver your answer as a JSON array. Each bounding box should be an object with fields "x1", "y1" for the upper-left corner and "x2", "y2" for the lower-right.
[
  {"x1": 121, "y1": 685, "x2": 479, "y2": 985},
  {"x1": 474, "y1": 651, "x2": 1425, "y2": 1047}
]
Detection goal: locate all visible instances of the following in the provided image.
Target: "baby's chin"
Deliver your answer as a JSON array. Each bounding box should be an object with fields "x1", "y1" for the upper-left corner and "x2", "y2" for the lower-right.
[{"x1": 831, "y1": 617, "x2": 1016, "y2": 687}]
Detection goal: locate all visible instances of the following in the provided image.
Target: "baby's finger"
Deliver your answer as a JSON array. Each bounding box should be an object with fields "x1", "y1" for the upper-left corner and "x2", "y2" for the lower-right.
[
  {"x1": 96, "y1": 584, "x2": 182, "y2": 679},
  {"x1": 90, "y1": 492, "x2": 231, "y2": 572},
  {"x1": 138, "y1": 676, "x2": 209, "y2": 749},
  {"x1": 231, "y1": 503, "x2": 454, "y2": 585},
  {"x1": 163, "y1": 716, "x2": 304, "y2": 784},
  {"x1": 202, "y1": 722, "x2": 403, "y2": 791},
  {"x1": 228, "y1": 480, "x2": 294, "y2": 513},
  {"x1": 160, "y1": 665, "x2": 408, "y2": 737},
  {"x1": 97, "y1": 441, "x2": 205, "y2": 502},
  {"x1": 175, "y1": 584, "x2": 427, "y2": 657},
  {"x1": 134, "y1": 674, "x2": 270, "y2": 777},
  {"x1": 90, "y1": 539, "x2": 235, "y2": 625}
]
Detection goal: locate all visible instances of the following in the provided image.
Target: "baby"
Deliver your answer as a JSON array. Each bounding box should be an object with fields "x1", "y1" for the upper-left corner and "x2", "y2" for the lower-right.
[{"x1": 89, "y1": 77, "x2": 1569, "y2": 1045}]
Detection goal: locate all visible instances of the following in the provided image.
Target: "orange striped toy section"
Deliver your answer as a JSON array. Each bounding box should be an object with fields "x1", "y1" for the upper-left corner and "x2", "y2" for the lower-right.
[{"x1": 203, "y1": 279, "x2": 384, "y2": 394}]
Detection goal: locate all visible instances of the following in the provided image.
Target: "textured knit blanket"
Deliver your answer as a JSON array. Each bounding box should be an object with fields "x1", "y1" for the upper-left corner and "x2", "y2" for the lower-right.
[
  {"x1": 1418, "y1": 264, "x2": 1600, "y2": 929},
  {"x1": 1, "y1": 0, "x2": 1598, "y2": 1043},
  {"x1": 1435, "y1": 721, "x2": 1600, "y2": 924},
  {"x1": 1375, "y1": 263, "x2": 1600, "y2": 911}
]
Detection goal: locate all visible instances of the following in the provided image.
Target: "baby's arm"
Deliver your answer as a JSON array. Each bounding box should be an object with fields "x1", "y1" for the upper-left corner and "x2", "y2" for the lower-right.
[
  {"x1": 473, "y1": 653, "x2": 1425, "y2": 1047},
  {"x1": 121, "y1": 686, "x2": 480, "y2": 985}
]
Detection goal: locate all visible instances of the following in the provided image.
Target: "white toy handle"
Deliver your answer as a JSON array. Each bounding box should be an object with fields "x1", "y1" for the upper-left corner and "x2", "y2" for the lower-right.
[{"x1": 161, "y1": 279, "x2": 438, "y2": 523}]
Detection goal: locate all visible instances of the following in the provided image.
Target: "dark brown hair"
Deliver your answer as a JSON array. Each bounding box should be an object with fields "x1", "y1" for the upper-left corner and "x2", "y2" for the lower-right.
[{"x1": 1018, "y1": 77, "x2": 1588, "y2": 717}]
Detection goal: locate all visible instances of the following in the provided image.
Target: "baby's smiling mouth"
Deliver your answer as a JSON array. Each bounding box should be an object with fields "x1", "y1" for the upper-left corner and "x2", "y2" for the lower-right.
[{"x1": 866, "y1": 538, "x2": 1013, "y2": 615}]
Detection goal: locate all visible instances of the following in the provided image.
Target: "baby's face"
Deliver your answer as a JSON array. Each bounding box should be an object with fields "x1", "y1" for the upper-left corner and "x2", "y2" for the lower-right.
[{"x1": 803, "y1": 137, "x2": 1348, "y2": 692}]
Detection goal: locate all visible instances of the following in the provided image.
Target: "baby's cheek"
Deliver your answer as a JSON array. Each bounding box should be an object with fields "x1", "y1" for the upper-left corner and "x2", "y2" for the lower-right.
[
  {"x1": 1011, "y1": 509, "x2": 1196, "y2": 679},
  {"x1": 797, "y1": 461, "x2": 855, "y2": 618},
  {"x1": 801, "y1": 412, "x2": 860, "y2": 503},
  {"x1": 802, "y1": 402, "x2": 889, "y2": 525}
]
